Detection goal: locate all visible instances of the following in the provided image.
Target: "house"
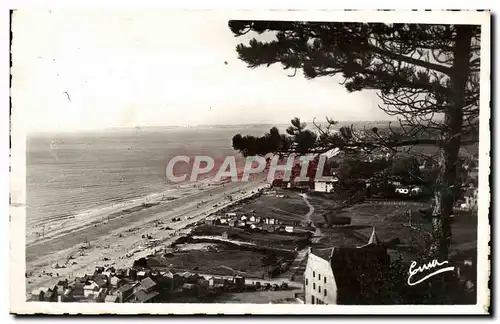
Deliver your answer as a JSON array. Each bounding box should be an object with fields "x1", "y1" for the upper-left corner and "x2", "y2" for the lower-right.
[
  {"x1": 232, "y1": 275, "x2": 245, "y2": 290},
  {"x1": 226, "y1": 212, "x2": 237, "y2": 217},
  {"x1": 96, "y1": 288, "x2": 108, "y2": 302},
  {"x1": 133, "y1": 290, "x2": 160, "y2": 303},
  {"x1": 249, "y1": 215, "x2": 256, "y2": 223},
  {"x1": 410, "y1": 187, "x2": 423, "y2": 196},
  {"x1": 137, "y1": 270, "x2": 147, "y2": 280},
  {"x1": 276, "y1": 225, "x2": 286, "y2": 233},
  {"x1": 181, "y1": 283, "x2": 195, "y2": 292},
  {"x1": 208, "y1": 276, "x2": 228, "y2": 288},
  {"x1": 285, "y1": 226, "x2": 294, "y2": 233},
  {"x1": 138, "y1": 277, "x2": 157, "y2": 293},
  {"x1": 388, "y1": 176, "x2": 403, "y2": 186},
  {"x1": 303, "y1": 228, "x2": 389, "y2": 305},
  {"x1": 262, "y1": 224, "x2": 275, "y2": 233},
  {"x1": 116, "y1": 283, "x2": 138, "y2": 303},
  {"x1": 240, "y1": 215, "x2": 247, "y2": 221},
  {"x1": 314, "y1": 176, "x2": 338, "y2": 193},
  {"x1": 181, "y1": 272, "x2": 200, "y2": 284},
  {"x1": 75, "y1": 274, "x2": 92, "y2": 284},
  {"x1": 228, "y1": 220, "x2": 239, "y2": 227},
  {"x1": 109, "y1": 276, "x2": 124, "y2": 288},
  {"x1": 104, "y1": 295, "x2": 119, "y2": 303},
  {"x1": 197, "y1": 278, "x2": 209, "y2": 292},
  {"x1": 205, "y1": 216, "x2": 216, "y2": 225},
  {"x1": 56, "y1": 279, "x2": 68, "y2": 293},
  {"x1": 46, "y1": 287, "x2": 59, "y2": 302},
  {"x1": 464, "y1": 187, "x2": 478, "y2": 210},
  {"x1": 93, "y1": 274, "x2": 108, "y2": 288},
  {"x1": 264, "y1": 218, "x2": 276, "y2": 225},
  {"x1": 62, "y1": 288, "x2": 74, "y2": 302},
  {"x1": 126, "y1": 268, "x2": 137, "y2": 280},
  {"x1": 72, "y1": 282, "x2": 85, "y2": 298},
  {"x1": 272, "y1": 178, "x2": 290, "y2": 189},
  {"x1": 395, "y1": 187, "x2": 410, "y2": 195},
  {"x1": 83, "y1": 282, "x2": 100, "y2": 298},
  {"x1": 31, "y1": 288, "x2": 47, "y2": 301}
]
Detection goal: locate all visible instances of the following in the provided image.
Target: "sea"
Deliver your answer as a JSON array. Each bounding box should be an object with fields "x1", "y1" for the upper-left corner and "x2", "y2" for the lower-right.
[{"x1": 26, "y1": 121, "x2": 390, "y2": 231}]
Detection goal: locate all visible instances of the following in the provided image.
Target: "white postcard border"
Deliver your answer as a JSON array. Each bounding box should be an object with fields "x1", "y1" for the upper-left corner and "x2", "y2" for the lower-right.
[{"x1": 9, "y1": 8, "x2": 490, "y2": 315}]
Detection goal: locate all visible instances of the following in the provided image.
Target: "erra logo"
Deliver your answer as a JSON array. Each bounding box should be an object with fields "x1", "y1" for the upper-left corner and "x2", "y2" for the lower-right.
[{"x1": 407, "y1": 259, "x2": 455, "y2": 286}]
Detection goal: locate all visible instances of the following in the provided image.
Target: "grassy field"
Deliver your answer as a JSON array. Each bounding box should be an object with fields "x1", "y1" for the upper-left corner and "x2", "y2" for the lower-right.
[
  {"x1": 228, "y1": 190, "x2": 310, "y2": 223},
  {"x1": 191, "y1": 225, "x2": 311, "y2": 251},
  {"x1": 312, "y1": 200, "x2": 477, "y2": 263},
  {"x1": 148, "y1": 244, "x2": 295, "y2": 278}
]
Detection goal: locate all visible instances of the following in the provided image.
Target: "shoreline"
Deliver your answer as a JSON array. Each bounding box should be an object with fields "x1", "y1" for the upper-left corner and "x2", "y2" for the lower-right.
[
  {"x1": 25, "y1": 176, "x2": 269, "y2": 296},
  {"x1": 26, "y1": 177, "x2": 230, "y2": 246}
]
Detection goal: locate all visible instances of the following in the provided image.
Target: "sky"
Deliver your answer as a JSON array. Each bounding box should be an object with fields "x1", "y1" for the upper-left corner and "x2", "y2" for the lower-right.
[{"x1": 12, "y1": 10, "x2": 395, "y2": 133}]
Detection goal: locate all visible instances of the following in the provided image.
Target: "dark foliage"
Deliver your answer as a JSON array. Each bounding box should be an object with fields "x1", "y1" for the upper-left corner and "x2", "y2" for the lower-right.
[{"x1": 228, "y1": 21, "x2": 481, "y2": 260}]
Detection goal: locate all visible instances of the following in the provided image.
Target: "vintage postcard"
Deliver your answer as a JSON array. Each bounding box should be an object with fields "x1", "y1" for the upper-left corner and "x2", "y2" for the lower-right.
[{"x1": 10, "y1": 9, "x2": 490, "y2": 314}]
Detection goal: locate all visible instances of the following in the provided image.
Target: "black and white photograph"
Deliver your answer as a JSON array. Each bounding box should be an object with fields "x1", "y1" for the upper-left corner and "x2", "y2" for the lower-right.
[{"x1": 9, "y1": 9, "x2": 490, "y2": 314}]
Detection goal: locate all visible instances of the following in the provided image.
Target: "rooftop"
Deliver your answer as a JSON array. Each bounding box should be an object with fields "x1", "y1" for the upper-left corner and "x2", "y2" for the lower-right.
[{"x1": 140, "y1": 277, "x2": 157, "y2": 290}]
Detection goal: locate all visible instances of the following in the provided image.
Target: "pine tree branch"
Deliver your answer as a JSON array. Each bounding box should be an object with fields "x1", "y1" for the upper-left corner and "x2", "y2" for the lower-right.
[{"x1": 368, "y1": 44, "x2": 452, "y2": 74}]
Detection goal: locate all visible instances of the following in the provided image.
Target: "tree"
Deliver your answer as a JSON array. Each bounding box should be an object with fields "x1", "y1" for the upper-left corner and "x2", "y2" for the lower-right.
[
  {"x1": 228, "y1": 21, "x2": 480, "y2": 259},
  {"x1": 388, "y1": 156, "x2": 422, "y2": 184}
]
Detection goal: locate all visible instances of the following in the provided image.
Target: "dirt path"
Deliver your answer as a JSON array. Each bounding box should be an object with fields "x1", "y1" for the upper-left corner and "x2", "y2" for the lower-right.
[
  {"x1": 300, "y1": 193, "x2": 315, "y2": 223},
  {"x1": 275, "y1": 193, "x2": 318, "y2": 281}
]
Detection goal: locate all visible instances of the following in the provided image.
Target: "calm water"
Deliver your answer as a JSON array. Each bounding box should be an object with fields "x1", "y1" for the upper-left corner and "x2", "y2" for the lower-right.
[{"x1": 26, "y1": 125, "x2": 270, "y2": 228}]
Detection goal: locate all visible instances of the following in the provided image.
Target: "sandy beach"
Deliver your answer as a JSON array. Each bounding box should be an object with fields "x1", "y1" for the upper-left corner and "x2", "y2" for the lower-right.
[{"x1": 25, "y1": 175, "x2": 269, "y2": 296}]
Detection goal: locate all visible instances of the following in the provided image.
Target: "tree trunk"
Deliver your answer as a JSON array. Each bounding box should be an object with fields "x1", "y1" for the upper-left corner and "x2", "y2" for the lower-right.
[{"x1": 431, "y1": 25, "x2": 474, "y2": 260}]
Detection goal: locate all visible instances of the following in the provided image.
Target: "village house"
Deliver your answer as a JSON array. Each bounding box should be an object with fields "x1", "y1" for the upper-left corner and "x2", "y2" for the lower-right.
[
  {"x1": 395, "y1": 187, "x2": 410, "y2": 195},
  {"x1": 262, "y1": 224, "x2": 276, "y2": 233},
  {"x1": 463, "y1": 187, "x2": 478, "y2": 210},
  {"x1": 109, "y1": 275, "x2": 124, "y2": 288},
  {"x1": 83, "y1": 282, "x2": 100, "y2": 298},
  {"x1": 132, "y1": 290, "x2": 160, "y2": 303},
  {"x1": 62, "y1": 287, "x2": 74, "y2": 302},
  {"x1": 197, "y1": 278, "x2": 210, "y2": 293},
  {"x1": 104, "y1": 295, "x2": 119, "y2": 303},
  {"x1": 303, "y1": 228, "x2": 390, "y2": 305},
  {"x1": 93, "y1": 273, "x2": 108, "y2": 288},
  {"x1": 137, "y1": 270, "x2": 148, "y2": 281},
  {"x1": 205, "y1": 216, "x2": 216, "y2": 225},
  {"x1": 232, "y1": 275, "x2": 245, "y2": 290},
  {"x1": 137, "y1": 277, "x2": 157, "y2": 293},
  {"x1": 96, "y1": 288, "x2": 108, "y2": 302},
  {"x1": 208, "y1": 276, "x2": 229, "y2": 289},
  {"x1": 31, "y1": 288, "x2": 47, "y2": 301},
  {"x1": 116, "y1": 282, "x2": 138, "y2": 302},
  {"x1": 72, "y1": 282, "x2": 85, "y2": 298}
]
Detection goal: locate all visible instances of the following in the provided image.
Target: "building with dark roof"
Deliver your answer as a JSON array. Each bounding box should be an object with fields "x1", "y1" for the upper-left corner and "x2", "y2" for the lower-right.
[
  {"x1": 304, "y1": 227, "x2": 390, "y2": 305},
  {"x1": 132, "y1": 290, "x2": 160, "y2": 303}
]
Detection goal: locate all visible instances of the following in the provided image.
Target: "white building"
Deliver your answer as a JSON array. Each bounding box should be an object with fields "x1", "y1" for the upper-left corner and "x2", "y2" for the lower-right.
[
  {"x1": 303, "y1": 228, "x2": 389, "y2": 304},
  {"x1": 395, "y1": 187, "x2": 410, "y2": 195},
  {"x1": 314, "y1": 176, "x2": 338, "y2": 193}
]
